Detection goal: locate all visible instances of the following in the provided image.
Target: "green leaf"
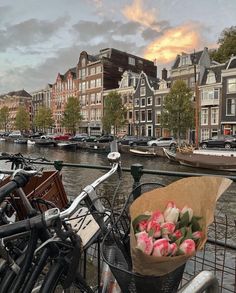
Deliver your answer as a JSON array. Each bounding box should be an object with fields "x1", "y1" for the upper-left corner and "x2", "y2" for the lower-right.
[
  {"x1": 179, "y1": 212, "x2": 190, "y2": 227},
  {"x1": 148, "y1": 228, "x2": 154, "y2": 237},
  {"x1": 175, "y1": 236, "x2": 184, "y2": 246},
  {"x1": 185, "y1": 226, "x2": 193, "y2": 240},
  {"x1": 191, "y1": 217, "x2": 201, "y2": 232},
  {"x1": 132, "y1": 214, "x2": 150, "y2": 232}
]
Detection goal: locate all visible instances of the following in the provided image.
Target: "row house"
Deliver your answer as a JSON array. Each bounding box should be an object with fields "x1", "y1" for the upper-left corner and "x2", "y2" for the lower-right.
[
  {"x1": 51, "y1": 68, "x2": 77, "y2": 133},
  {"x1": 77, "y1": 48, "x2": 157, "y2": 135},
  {"x1": 0, "y1": 90, "x2": 32, "y2": 131},
  {"x1": 198, "y1": 64, "x2": 224, "y2": 140},
  {"x1": 103, "y1": 70, "x2": 139, "y2": 136},
  {"x1": 31, "y1": 84, "x2": 53, "y2": 132},
  {"x1": 221, "y1": 56, "x2": 236, "y2": 135}
]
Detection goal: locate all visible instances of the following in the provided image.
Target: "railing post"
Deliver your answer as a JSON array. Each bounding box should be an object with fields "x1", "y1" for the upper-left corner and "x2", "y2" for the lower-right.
[
  {"x1": 54, "y1": 160, "x2": 63, "y2": 171},
  {"x1": 131, "y1": 163, "x2": 143, "y2": 200}
]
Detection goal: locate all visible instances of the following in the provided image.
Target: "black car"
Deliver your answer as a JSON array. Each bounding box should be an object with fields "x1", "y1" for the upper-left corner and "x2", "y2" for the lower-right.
[
  {"x1": 97, "y1": 135, "x2": 114, "y2": 143},
  {"x1": 118, "y1": 135, "x2": 138, "y2": 145},
  {"x1": 199, "y1": 135, "x2": 236, "y2": 149},
  {"x1": 119, "y1": 135, "x2": 155, "y2": 146}
]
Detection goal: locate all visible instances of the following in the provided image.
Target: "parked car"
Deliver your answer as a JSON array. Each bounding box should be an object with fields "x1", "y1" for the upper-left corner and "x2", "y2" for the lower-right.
[
  {"x1": 82, "y1": 136, "x2": 98, "y2": 142},
  {"x1": 128, "y1": 136, "x2": 156, "y2": 146},
  {"x1": 199, "y1": 135, "x2": 236, "y2": 149},
  {"x1": 8, "y1": 130, "x2": 22, "y2": 138},
  {"x1": 69, "y1": 134, "x2": 88, "y2": 142},
  {"x1": 147, "y1": 137, "x2": 177, "y2": 149},
  {"x1": 30, "y1": 132, "x2": 44, "y2": 138},
  {"x1": 97, "y1": 135, "x2": 114, "y2": 143},
  {"x1": 118, "y1": 135, "x2": 138, "y2": 145},
  {"x1": 53, "y1": 134, "x2": 71, "y2": 141}
]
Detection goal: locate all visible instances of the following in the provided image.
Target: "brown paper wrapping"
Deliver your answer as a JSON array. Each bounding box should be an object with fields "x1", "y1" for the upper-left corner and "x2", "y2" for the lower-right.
[{"x1": 130, "y1": 176, "x2": 232, "y2": 276}]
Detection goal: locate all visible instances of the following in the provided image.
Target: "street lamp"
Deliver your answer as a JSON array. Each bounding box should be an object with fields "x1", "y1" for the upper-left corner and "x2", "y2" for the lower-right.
[{"x1": 191, "y1": 51, "x2": 199, "y2": 148}]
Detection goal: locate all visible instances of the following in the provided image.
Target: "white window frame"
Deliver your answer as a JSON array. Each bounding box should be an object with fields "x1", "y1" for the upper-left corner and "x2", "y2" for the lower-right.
[
  {"x1": 147, "y1": 109, "x2": 152, "y2": 122},
  {"x1": 128, "y1": 57, "x2": 135, "y2": 66},
  {"x1": 201, "y1": 108, "x2": 208, "y2": 125},
  {"x1": 140, "y1": 87, "x2": 146, "y2": 96},
  {"x1": 226, "y1": 98, "x2": 236, "y2": 116},
  {"x1": 227, "y1": 78, "x2": 236, "y2": 93},
  {"x1": 211, "y1": 107, "x2": 219, "y2": 125},
  {"x1": 147, "y1": 96, "x2": 152, "y2": 106}
]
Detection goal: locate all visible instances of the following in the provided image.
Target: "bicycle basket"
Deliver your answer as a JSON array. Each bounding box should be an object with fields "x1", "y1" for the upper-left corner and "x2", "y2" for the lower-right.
[{"x1": 102, "y1": 183, "x2": 185, "y2": 293}]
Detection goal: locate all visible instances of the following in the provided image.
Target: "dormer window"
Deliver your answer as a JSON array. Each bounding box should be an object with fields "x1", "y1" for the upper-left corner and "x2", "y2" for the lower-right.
[
  {"x1": 180, "y1": 55, "x2": 190, "y2": 66},
  {"x1": 159, "y1": 80, "x2": 167, "y2": 90},
  {"x1": 206, "y1": 71, "x2": 216, "y2": 84}
]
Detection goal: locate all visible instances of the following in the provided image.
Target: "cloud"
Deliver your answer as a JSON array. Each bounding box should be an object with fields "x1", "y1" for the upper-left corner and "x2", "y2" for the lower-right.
[
  {"x1": 143, "y1": 22, "x2": 204, "y2": 63},
  {"x1": 0, "y1": 16, "x2": 69, "y2": 52},
  {"x1": 73, "y1": 19, "x2": 141, "y2": 42}
]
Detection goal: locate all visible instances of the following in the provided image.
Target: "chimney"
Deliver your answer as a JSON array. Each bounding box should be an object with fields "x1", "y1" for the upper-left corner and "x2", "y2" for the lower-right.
[{"x1": 162, "y1": 68, "x2": 167, "y2": 80}]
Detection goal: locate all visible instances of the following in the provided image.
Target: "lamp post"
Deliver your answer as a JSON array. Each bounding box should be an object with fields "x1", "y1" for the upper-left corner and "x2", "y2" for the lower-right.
[{"x1": 192, "y1": 51, "x2": 199, "y2": 148}]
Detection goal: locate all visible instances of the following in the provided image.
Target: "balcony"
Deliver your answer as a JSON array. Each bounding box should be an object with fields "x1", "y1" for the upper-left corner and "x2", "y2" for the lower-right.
[{"x1": 201, "y1": 98, "x2": 219, "y2": 106}]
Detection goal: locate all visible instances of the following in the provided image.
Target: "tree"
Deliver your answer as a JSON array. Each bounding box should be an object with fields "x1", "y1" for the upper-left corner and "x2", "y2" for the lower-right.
[
  {"x1": 34, "y1": 106, "x2": 54, "y2": 133},
  {"x1": 0, "y1": 106, "x2": 10, "y2": 132},
  {"x1": 61, "y1": 97, "x2": 82, "y2": 135},
  {"x1": 102, "y1": 91, "x2": 127, "y2": 135},
  {"x1": 210, "y1": 26, "x2": 236, "y2": 63},
  {"x1": 15, "y1": 106, "x2": 30, "y2": 132},
  {"x1": 161, "y1": 80, "x2": 194, "y2": 143}
]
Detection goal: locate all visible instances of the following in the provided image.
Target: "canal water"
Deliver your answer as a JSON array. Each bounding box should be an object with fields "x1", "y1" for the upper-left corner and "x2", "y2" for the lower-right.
[{"x1": 0, "y1": 141, "x2": 236, "y2": 218}]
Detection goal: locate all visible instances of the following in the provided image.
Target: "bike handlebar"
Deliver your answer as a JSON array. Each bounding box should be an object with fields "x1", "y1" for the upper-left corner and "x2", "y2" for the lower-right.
[{"x1": 0, "y1": 151, "x2": 121, "y2": 238}]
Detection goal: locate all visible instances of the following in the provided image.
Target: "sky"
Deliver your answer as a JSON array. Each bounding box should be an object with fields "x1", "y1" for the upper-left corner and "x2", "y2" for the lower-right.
[{"x1": 0, "y1": 0, "x2": 235, "y2": 94}]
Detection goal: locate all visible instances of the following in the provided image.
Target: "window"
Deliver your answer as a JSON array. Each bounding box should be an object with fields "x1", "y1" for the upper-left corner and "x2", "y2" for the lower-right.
[
  {"x1": 82, "y1": 82, "x2": 86, "y2": 91},
  {"x1": 90, "y1": 93, "x2": 96, "y2": 104},
  {"x1": 91, "y1": 109, "x2": 96, "y2": 120},
  {"x1": 201, "y1": 128, "x2": 209, "y2": 140},
  {"x1": 96, "y1": 66, "x2": 102, "y2": 74},
  {"x1": 90, "y1": 67, "x2": 95, "y2": 75},
  {"x1": 141, "y1": 98, "x2": 145, "y2": 107},
  {"x1": 141, "y1": 78, "x2": 145, "y2": 85},
  {"x1": 81, "y1": 68, "x2": 86, "y2": 78},
  {"x1": 96, "y1": 92, "x2": 101, "y2": 104},
  {"x1": 140, "y1": 87, "x2": 146, "y2": 96},
  {"x1": 201, "y1": 108, "x2": 208, "y2": 125},
  {"x1": 206, "y1": 72, "x2": 216, "y2": 84},
  {"x1": 201, "y1": 88, "x2": 219, "y2": 102},
  {"x1": 128, "y1": 57, "x2": 135, "y2": 66},
  {"x1": 129, "y1": 111, "x2": 132, "y2": 119},
  {"x1": 211, "y1": 128, "x2": 218, "y2": 137},
  {"x1": 155, "y1": 111, "x2": 161, "y2": 124},
  {"x1": 135, "y1": 111, "x2": 139, "y2": 122},
  {"x1": 211, "y1": 107, "x2": 219, "y2": 125},
  {"x1": 96, "y1": 78, "x2": 102, "y2": 88},
  {"x1": 135, "y1": 98, "x2": 139, "y2": 106},
  {"x1": 141, "y1": 110, "x2": 145, "y2": 121},
  {"x1": 147, "y1": 109, "x2": 152, "y2": 121},
  {"x1": 181, "y1": 55, "x2": 188, "y2": 66},
  {"x1": 90, "y1": 80, "x2": 95, "y2": 88},
  {"x1": 227, "y1": 78, "x2": 236, "y2": 93},
  {"x1": 147, "y1": 96, "x2": 152, "y2": 106},
  {"x1": 96, "y1": 109, "x2": 101, "y2": 120},
  {"x1": 214, "y1": 89, "x2": 219, "y2": 99},
  {"x1": 226, "y1": 98, "x2": 235, "y2": 115},
  {"x1": 155, "y1": 96, "x2": 161, "y2": 106},
  {"x1": 147, "y1": 125, "x2": 152, "y2": 136},
  {"x1": 81, "y1": 95, "x2": 86, "y2": 106}
]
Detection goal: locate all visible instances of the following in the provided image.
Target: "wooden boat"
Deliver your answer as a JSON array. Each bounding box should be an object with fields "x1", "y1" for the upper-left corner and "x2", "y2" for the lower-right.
[
  {"x1": 163, "y1": 148, "x2": 176, "y2": 161},
  {"x1": 163, "y1": 148, "x2": 236, "y2": 171},
  {"x1": 35, "y1": 139, "x2": 56, "y2": 146},
  {"x1": 129, "y1": 149, "x2": 157, "y2": 157},
  {"x1": 193, "y1": 149, "x2": 236, "y2": 157},
  {"x1": 0, "y1": 137, "x2": 6, "y2": 142},
  {"x1": 27, "y1": 139, "x2": 35, "y2": 145},
  {"x1": 57, "y1": 142, "x2": 77, "y2": 150},
  {"x1": 14, "y1": 138, "x2": 27, "y2": 144}
]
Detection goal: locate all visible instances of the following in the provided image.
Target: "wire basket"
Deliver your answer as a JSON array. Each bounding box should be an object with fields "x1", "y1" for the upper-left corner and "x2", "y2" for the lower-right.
[{"x1": 102, "y1": 182, "x2": 185, "y2": 293}]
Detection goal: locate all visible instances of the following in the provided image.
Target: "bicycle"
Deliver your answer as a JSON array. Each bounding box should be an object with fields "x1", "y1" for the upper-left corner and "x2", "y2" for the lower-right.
[{"x1": 0, "y1": 150, "x2": 122, "y2": 292}]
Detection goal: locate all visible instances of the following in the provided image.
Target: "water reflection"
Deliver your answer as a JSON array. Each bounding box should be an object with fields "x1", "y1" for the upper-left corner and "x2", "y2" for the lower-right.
[{"x1": 0, "y1": 141, "x2": 235, "y2": 217}]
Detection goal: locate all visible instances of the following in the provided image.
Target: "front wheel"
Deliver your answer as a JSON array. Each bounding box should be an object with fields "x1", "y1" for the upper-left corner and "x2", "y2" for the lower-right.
[
  {"x1": 225, "y1": 143, "x2": 231, "y2": 149},
  {"x1": 201, "y1": 143, "x2": 207, "y2": 149}
]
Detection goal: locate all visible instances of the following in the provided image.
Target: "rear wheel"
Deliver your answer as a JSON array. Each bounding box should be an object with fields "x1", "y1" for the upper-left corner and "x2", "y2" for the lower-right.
[
  {"x1": 225, "y1": 143, "x2": 231, "y2": 149},
  {"x1": 152, "y1": 143, "x2": 157, "y2": 146}
]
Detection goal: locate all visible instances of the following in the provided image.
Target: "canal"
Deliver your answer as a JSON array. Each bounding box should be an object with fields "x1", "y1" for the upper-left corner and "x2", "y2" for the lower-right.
[{"x1": 0, "y1": 141, "x2": 236, "y2": 218}]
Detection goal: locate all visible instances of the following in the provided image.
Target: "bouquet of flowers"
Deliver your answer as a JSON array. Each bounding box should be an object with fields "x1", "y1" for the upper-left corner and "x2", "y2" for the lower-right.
[
  {"x1": 130, "y1": 176, "x2": 232, "y2": 276},
  {"x1": 133, "y1": 202, "x2": 203, "y2": 258}
]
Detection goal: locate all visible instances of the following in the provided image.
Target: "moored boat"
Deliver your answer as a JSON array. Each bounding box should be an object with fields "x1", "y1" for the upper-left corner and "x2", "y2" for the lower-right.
[
  {"x1": 163, "y1": 148, "x2": 236, "y2": 171},
  {"x1": 14, "y1": 138, "x2": 27, "y2": 144},
  {"x1": 35, "y1": 139, "x2": 56, "y2": 146},
  {"x1": 27, "y1": 139, "x2": 36, "y2": 145},
  {"x1": 57, "y1": 142, "x2": 77, "y2": 150},
  {"x1": 129, "y1": 149, "x2": 157, "y2": 157}
]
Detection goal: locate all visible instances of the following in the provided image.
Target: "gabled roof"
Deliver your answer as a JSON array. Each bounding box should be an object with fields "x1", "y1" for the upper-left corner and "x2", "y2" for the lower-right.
[
  {"x1": 227, "y1": 56, "x2": 236, "y2": 69},
  {"x1": 172, "y1": 50, "x2": 204, "y2": 69},
  {"x1": 200, "y1": 63, "x2": 226, "y2": 85},
  {"x1": 7, "y1": 89, "x2": 32, "y2": 98}
]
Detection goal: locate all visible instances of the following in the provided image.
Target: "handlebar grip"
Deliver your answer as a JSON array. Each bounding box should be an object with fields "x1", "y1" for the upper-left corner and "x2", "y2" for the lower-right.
[
  {"x1": 0, "y1": 173, "x2": 30, "y2": 203},
  {"x1": 0, "y1": 214, "x2": 43, "y2": 238}
]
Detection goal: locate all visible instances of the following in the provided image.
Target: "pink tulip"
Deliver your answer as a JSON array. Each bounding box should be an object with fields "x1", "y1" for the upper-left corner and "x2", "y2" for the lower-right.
[
  {"x1": 179, "y1": 239, "x2": 196, "y2": 255},
  {"x1": 138, "y1": 220, "x2": 148, "y2": 231},
  {"x1": 169, "y1": 243, "x2": 178, "y2": 256},
  {"x1": 180, "y1": 206, "x2": 193, "y2": 222},
  {"x1": 192, "y1": 231, "x2": 203, "y2": 240},
  {"x1": 150, "y1": 210, "x2": 164, "y2": 224},
  {"x1": 161, "y1": 222, "x2": 175, "y2": 239},
  {"x1": 152, "y1": 239, "x2": 170, "y2": 257},
  {"x1": 136, "y1": 231, "x2": 153, "y2": 255},
  {"x1": 147, "y1": 220, "x2": 161, "y2": 238},
  {"x1": 164, "y1": 202, "x2": 179, "y2": 223},
  {"x1": 173, "y1": 229, "x2": 182, "y2": 239}
]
